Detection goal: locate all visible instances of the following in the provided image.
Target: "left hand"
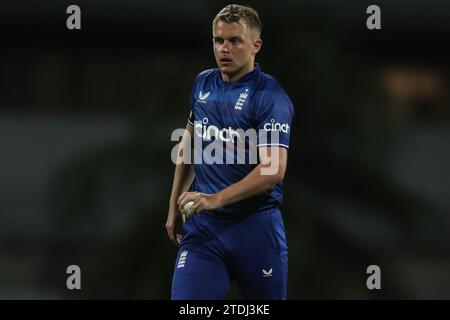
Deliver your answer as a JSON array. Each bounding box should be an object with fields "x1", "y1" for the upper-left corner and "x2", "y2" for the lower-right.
[{"x1": 177, "y1": 192, "x2": 222, "y2": 219}]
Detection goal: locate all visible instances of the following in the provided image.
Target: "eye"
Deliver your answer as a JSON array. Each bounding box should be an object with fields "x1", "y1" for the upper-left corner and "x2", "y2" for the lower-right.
[{"x1": 214, "y1": 38, "x2": 224, "y2": 44}]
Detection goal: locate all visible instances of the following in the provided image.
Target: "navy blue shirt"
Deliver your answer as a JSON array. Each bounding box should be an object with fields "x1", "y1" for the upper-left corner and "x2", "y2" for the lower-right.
[{"x1": 187, "y1": 64, "x2": 294, "y2": 217}]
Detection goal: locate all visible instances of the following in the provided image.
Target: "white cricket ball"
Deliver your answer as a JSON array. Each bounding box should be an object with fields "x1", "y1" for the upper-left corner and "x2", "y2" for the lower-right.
[{"x1": 180, "y1": 200, "x2": 195, "y2": 222}]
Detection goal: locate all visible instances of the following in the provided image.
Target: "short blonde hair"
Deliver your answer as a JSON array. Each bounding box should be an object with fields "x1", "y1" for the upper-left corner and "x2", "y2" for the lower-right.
[{"x1": 213, "y1": 4, "x2": 262, "y2": 37}]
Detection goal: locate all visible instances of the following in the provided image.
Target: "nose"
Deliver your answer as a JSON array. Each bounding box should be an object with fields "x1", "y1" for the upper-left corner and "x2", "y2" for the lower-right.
[{"x1": 220, "y1": 40, "x2": 231, "y2": 53}]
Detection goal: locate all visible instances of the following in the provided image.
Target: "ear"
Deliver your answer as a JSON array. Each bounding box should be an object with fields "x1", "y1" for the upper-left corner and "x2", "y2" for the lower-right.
[{"x1": 253, "y1": 38, "x2": 262, "y2": 55}]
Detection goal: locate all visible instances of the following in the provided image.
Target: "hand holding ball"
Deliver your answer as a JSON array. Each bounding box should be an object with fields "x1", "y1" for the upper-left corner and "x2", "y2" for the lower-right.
[{"x1": 180, "y1": 200, "x2": 195, "y2": 223}]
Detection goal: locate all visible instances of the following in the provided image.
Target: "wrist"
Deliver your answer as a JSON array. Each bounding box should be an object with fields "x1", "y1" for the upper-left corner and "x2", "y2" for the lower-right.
[{"x1": 213, "y1": 192, "x2": 225, "y2": 208}]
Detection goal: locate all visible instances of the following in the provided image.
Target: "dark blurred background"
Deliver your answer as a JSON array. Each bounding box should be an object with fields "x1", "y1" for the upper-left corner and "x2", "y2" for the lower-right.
[{"x1": 0, "y1": 0, "x2": 449, "y2": 299}]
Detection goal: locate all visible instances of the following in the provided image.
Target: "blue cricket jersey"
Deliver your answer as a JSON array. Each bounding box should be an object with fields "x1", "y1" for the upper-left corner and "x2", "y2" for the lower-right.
[{"x1": 187, "y1": 64, "x2": 294, "y2": 217}]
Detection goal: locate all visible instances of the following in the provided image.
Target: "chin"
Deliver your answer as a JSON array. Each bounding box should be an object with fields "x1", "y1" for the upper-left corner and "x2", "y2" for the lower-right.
[
  {"x1": 219, "y1": 65, "x2": 237, "y2": 75},
  {"x1": 220, "y1": 66, "x2": 230, "y2": 73}
]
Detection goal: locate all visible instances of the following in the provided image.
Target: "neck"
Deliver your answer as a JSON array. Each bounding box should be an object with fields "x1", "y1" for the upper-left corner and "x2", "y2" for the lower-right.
[{"x1": 222, "y1": 62, "x2": 255, "y2": 83}]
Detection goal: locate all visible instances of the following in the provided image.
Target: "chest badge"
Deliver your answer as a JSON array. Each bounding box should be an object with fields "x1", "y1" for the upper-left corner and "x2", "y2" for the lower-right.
[{"x1": 234, "y1": 89, "x2": 249, "y2": 110}]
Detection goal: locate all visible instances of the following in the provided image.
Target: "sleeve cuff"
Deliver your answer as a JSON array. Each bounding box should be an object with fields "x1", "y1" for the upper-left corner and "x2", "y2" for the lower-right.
[{"x1": 257, "y1": 143, "x2": 289, "y2": 149}]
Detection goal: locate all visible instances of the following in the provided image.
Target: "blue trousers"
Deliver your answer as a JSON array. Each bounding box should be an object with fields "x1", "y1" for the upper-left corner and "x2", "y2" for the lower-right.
[{"x1": 171, "y1": 208, "x2": 288, "y2": 300}]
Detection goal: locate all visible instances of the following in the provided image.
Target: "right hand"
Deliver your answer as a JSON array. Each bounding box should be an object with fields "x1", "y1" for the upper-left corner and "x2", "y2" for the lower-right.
[{"x1": 165, "y1": 204, "x2": 182, "y2": 246}]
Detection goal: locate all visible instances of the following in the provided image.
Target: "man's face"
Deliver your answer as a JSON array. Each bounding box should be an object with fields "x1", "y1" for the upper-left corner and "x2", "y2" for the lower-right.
[{"x1": 212, "y1": 20, "x2": 261, "y2": 79}]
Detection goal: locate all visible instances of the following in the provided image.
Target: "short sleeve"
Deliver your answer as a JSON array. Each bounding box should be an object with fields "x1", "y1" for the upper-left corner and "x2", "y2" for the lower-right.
[
  {"x1": 188, "y1": 110, "x2": 194, "y2": 126},
  {"x1": 255, "y1": 89, "x2": 294, "y2": 149},
  {"x1": 187, "y1": 83, "x2": 195, "y2": 126}
]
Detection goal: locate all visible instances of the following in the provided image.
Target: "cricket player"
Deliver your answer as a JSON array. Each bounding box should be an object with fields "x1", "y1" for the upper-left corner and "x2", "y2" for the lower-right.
[{"x1": 166, "y1": 4, "x2": 294, "y2": 299}]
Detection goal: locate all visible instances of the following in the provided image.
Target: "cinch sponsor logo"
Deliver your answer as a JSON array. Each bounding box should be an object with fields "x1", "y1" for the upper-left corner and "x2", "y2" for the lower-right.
[
  {"x1": 264, "y1": 119, "x2": 290, "y2": 134},
  {"x1": 195, "y1": 117, "x2": 242, "y2": 142}
]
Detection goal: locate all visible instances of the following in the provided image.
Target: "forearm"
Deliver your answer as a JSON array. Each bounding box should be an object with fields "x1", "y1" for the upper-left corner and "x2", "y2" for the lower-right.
[
  {"x1": 169, "y1": 123, "x2": 195, "y2": 207},
  {"x1": 215, "y1": 163, "x2": 281, "y2": 208},
  {"x1": 169, "y1": 162, "x2": 195, "y2": 206}
]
